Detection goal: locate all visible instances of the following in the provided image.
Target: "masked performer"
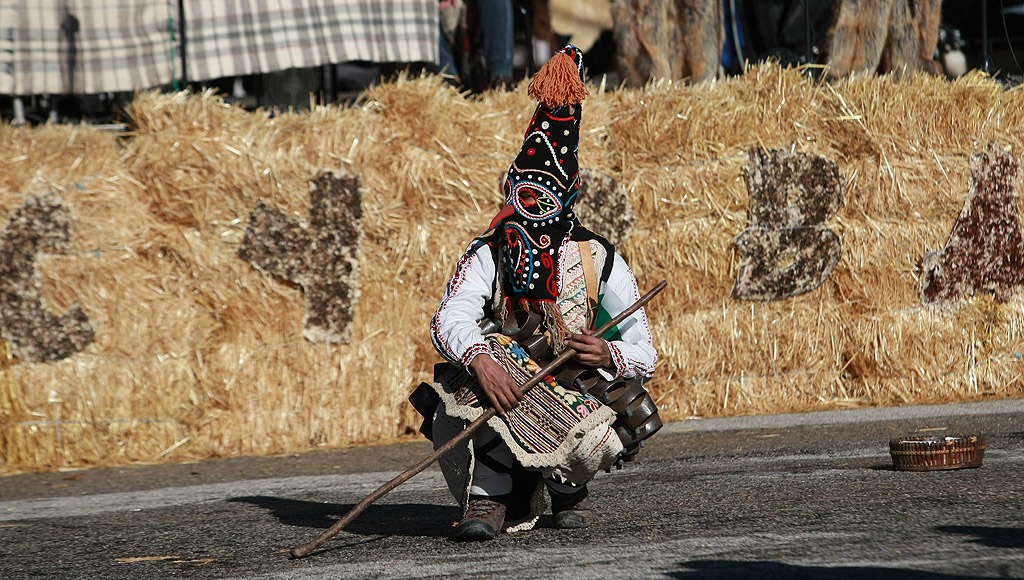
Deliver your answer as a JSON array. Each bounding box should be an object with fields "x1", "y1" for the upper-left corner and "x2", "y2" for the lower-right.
[{"x1": 426, "y1": 45, "x2": 659, "y2": 541}]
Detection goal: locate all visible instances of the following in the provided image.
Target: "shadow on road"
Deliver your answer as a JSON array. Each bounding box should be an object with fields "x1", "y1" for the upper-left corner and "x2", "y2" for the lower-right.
[
  {"x1": 936, "y1": 525, "x2": 1024, "y2": 548},
  {"x1": 227, "y1": 495, "x2": 456, "y2": 537},
  {"x1": 667, "y1": 560, "x2": 1003, "y2": 579}
]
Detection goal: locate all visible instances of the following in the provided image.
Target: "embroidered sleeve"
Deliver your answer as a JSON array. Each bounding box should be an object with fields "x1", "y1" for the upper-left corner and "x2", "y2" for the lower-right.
[
  {"x1": 601, "y1": 253, "x2": 657, "y2": 380},
  {"x1": 603, "y1": 341, "x2": 626, "y2": 377},
  {"x1": 460, "y1": 342, "x2": 491, "y2": 368},
  {"x1": 430, "y1": 241, "x2": 497, "y2": 370}
]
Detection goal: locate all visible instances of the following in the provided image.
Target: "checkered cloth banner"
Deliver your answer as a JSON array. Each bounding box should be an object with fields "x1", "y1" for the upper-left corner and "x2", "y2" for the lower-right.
[
  {"x1": 0, "y1": 0, "x2": 181, "y2": 96},
  {"x1": 183, "y1": 0, "x2": 438, "y2": 82},
  {"x1": 0, "y1": 0, "x2": 438, "y2": 96}
]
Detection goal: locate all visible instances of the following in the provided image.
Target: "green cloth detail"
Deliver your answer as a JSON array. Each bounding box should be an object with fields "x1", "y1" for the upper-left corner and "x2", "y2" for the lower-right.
[{"x1": 594, "y1": 294, "x2": 622, "y2": 341}]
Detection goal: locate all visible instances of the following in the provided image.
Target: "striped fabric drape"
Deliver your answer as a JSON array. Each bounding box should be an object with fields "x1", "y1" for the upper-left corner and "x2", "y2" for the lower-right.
[
  {"x1": 184, "y1": 0, "x2": 439, "y2": 82},
  {"x1": 0, "y1": 0, "x2": 181, "y2": 96},
  {"x1": 0, "y1": 0, "x2": 438, "y2": 96}
]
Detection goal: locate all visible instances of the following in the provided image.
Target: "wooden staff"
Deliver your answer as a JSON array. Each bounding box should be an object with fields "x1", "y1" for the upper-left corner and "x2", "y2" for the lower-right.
[{"x1": 289, "y1": 280, "x2": 667, "y2": 558}]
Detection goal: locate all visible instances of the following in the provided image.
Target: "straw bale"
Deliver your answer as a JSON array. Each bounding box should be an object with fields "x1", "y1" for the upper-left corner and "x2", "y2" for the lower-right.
[
  {"x1": 834, "y1": 299, "x2": 1024, "y2": 399},
  {"x1": 3, "y1": 63, "x2": 1024, "y2": 474},
  {"x1": 1, "y1": 355, "x2": 195, "y2": 471},
  {"x1": 837, "y1": 155, "x2": 971, "y2": 223},
  {"x1": 629, "y1": 215, "x2": 946, "y2": 313},
  {"x1": 655, "y1": 300, "x2": 842, "y2": 379},
  {"x1": 625, "y1": 161, "x2": 749, "y2": 230},
  {"x1": 600, "y1": 67, "x2": 828, "y2": 166},
  {"x1": 645, "y1": 296, "x2": 1024, "y2": 419},
  {"x1": 39, "y1": 250, "x2": 221, "y2": 358},
  {"x1": 0, "y1": 124, "x2": 122, "y2": 201},
  {"x1": 192, "y1": 308, "x2": 424, "y2": 456},
  {"x1": 669, "y1": 371, "x2": 846, "y2": 419},
  {"x1": 626, "y1": 221, "x2": 736, "y2": 306},
  {"x1": 122, "y1": 90, "x2": 319, "y2": 228},
  {"x1": 829, "y1": 221, "x2": 943, "y2": 309},
  {"x1": 823, "y1": 72, "x2": 1023, "y2": 155}
]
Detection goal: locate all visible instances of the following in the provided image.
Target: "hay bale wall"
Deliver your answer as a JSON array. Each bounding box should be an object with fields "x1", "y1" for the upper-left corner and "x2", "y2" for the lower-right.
[{"x1": 1, "y1": 66, "x2": 1022, "y2": 474}]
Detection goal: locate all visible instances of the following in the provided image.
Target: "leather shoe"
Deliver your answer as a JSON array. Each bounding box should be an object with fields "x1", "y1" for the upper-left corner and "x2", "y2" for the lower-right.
[
  {"x1": 454, "y1": 495, "x2": 507, "y2": 541},
  {"x1": 549, "y1": 485, "x2": 594, "y2": 529}
]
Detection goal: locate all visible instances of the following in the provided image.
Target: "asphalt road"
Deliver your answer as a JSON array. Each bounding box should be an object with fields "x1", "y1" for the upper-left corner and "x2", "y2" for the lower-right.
[{"x1": 1, "y1": 400, "x2": 1022, "y2": 579}]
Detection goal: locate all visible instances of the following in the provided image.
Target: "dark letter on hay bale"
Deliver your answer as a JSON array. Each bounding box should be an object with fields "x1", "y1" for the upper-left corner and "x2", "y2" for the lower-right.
[
  {"x1": 827, "y1": 0, "x2": 944, "y2": 79},
  {"x1": 239, "y1": 172, "x2": 364, "y2": 343},
  {"x1": 611, "y1": 0, "x2": 722, "y2": 85},
  {"x1": 0, "y1": 195, "x2": 94, "y2": 362},
  {"x1": 732, "y1": 148, "x2": 845, "y2": 301},
  {"x1": 574, "y1": 168, "x2": 634, "y2": 248},
  {"x1": 921, "y1": 143, "x2": 1024, "y2": 305}
]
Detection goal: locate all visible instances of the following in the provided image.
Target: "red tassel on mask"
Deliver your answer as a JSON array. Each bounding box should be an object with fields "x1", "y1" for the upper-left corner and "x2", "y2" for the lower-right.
[{"x1": 527, "y1": 51, "x2": 588, "y2": 110}]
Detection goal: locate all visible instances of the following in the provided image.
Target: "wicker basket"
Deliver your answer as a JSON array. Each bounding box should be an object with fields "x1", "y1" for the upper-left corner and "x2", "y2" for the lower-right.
[{"x1": 889, "y1": 435, "x2": 986, "y2": 471}]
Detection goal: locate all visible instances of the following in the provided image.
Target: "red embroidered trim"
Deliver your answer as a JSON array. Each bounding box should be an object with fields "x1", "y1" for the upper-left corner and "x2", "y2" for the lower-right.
[
  {"x1": 461, "y1": 342, "x2": 490, "y2": 368},
  {"x1": 431, "y1": 241, "x2": 488, "y2": 363}
]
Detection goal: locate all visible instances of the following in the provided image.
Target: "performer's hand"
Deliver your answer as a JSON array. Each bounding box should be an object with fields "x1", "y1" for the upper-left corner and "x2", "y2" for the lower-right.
[
  {"x1": 469, "y1": 354, "x2": 524, "y2": 414},
  {"x1": 565, "y1": 329, "x2": 613, "y2": 369}
]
